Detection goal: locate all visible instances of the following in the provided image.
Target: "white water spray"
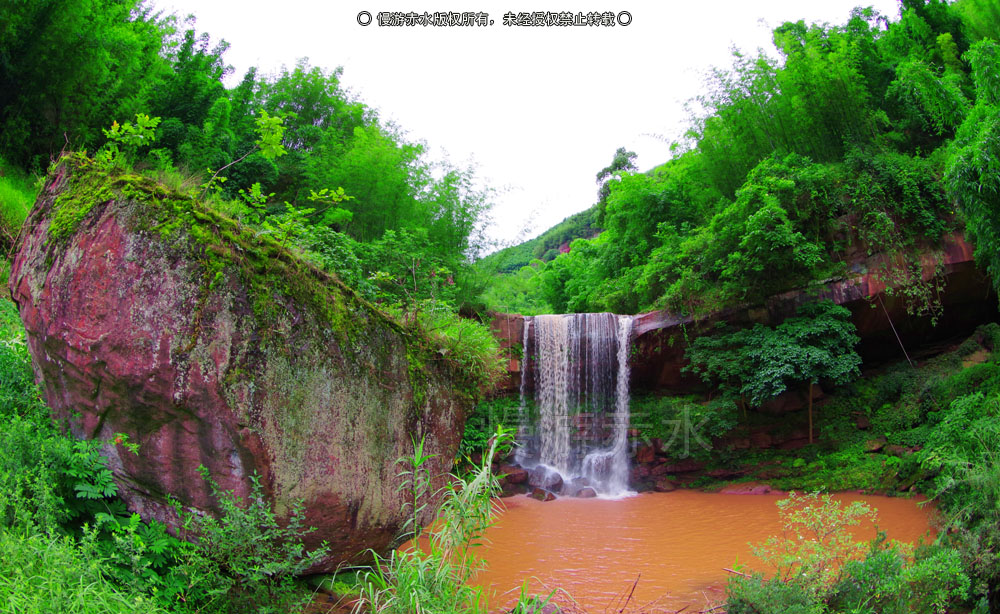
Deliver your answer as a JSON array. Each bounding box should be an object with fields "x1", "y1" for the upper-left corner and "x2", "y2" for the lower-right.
[{"x1": 518, "y1": 313, "x2": 634, "y2": 498}]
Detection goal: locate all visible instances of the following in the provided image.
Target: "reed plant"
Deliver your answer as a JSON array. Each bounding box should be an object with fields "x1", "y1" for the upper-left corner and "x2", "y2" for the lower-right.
[{"x1": 353, "y1": 428, "x2": 513, "y2": 614}]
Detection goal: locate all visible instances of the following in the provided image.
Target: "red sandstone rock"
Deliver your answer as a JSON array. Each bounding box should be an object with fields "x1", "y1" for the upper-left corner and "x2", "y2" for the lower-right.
[
  {"x1": 7, "y1": 157, "x2": 476, "y2": 571},
  {"x1": 661, "y1": 459, "x2": 705, "y2": 473},
  {"x1": 499, "y1": 464, "x2": 528, "y2": 484},
  {"x1": 707, "y1": 468, "x2": 749, "y2": 479},
  {"x1": 749, "y1": 431, "x2": 773, "y2": 449},
  {"x1": 528, "y1": 467, "x2": 564, "y2": 492},
  {"x1": 650, "y1": 463, "x2": 670, "y2": 477},
  {"x1": 530, "y1": 488, "x2": 557, "y2": 502},
  {"x1": 635, "y1": 444, "x2": 656, "y2": 464},
  {"x1": 653, "y1": 478, "x2": 676, "y2": 492}
]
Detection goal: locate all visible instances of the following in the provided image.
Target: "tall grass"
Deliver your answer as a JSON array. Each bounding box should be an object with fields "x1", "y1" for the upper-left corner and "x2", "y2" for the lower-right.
[
  {"x1": 1, "y1": 157, "x2": 41, "y2": 286},
  {"x1": 353, "y1": 431, "x2": 513, "y2": 614},
  {"x1": 0, "y1": 157, "x2": 39, "y2": 250},
  {"x1": 0, "y1": 527, "x2": 171, "y2": 614}
]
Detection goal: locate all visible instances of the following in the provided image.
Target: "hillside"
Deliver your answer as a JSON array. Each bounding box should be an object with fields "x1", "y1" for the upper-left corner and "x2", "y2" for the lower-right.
[{"x1": 478, "y1": 0, "x2": 1000, "y2": 321}]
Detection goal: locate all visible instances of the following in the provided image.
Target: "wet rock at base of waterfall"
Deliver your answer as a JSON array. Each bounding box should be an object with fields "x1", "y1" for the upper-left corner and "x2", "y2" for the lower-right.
[
  {"x1": 530, "y1": 488, "x2": 557, "y2": 502},
  {"x1": 501, "y1": 482, "x2": 528, "y2": 498},
  {"x1": 575, "y1": 487, "x2": 598, "y2": 498},
  {"x1": 559, "y1": 477, "x2": 592, "y2": 497},
  {"x1": 635, "y1": 444, "x2": 656, "y2": 464},
  {"x1": 632, "y1": 464, "x2": 651, "y2": 480},
  {"x1": 653, "y1": 478, "x2": 676, "y2": 492},
  {"x1": 499, "y1": 464, "x2": 528, "y2": 484},
  {"x1": 528, "y1": 467, "x2": 564, "y2": 492}
]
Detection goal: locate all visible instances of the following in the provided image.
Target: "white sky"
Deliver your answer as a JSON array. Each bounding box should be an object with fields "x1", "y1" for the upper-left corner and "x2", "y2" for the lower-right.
[{"x1": 155, "y1": 0, "x2": 903, "y2": 249}]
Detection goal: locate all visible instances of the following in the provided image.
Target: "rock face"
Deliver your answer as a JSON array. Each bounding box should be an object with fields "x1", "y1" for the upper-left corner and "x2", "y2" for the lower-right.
[{"x1": 7, "y1": 155, "x2": 476, "y2": 570}]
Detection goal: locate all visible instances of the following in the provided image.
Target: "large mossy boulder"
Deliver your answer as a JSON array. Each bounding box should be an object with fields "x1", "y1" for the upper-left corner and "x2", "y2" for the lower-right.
[{"x1": 7, "y1": 154, "x2": 481, "y2": 569}]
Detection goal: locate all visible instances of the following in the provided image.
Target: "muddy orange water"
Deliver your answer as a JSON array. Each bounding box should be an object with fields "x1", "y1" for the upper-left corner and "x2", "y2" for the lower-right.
[{"x1": 474, "y1": 490, "x2": 936, "y2": 613}]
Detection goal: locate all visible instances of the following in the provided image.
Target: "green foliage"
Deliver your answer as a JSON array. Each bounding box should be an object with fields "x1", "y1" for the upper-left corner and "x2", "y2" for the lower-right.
[
  {"x1": 947, "y1": 40, "x2": 1000, "y2": 298},
  {"x1": 0, "y1": 526, "x2": 171, "y2": 614},
  {"x1": 595, "y1": 147, "x2": 638, "y2": 211},
  {"x1": 754, "y1": 492, "x2": 876, "y2": 598},
  {"x1": 629, "y1": 394, "x2": 738, "y2": 460},
  {"x1": 826, "y1": 538, "x2": 969, "y2": 614},
  {"x1": 827, "y1": 537, "x2": 909, "y2": 614},
  {"x1": 730, "y1": 491, "x2": 971, "y2": 613},
  {"x1": 744, "y1": 301, "x2": 861, "y2": 408},
  {"x1": 354, "y1": 428, "x2": 514, "y2": 614},
  {"x1": 397, "y1": 436, "x2": 435, "y2": 543},
  {"x1": 409, "y1": 303, "x2": 506, "y2": 396},
  {"x1": 726, "y1": 573, "x2": 822, "y2": 614},
  {"x1": 0, "y1": 156, "x2": 41, "y2": 255},
  {"x1": 460, "y1": 396, "x2": 521, "y2": 459},
  {"x1": 887, "y1": 59, "x2": 970, "y2": 136},
  {"x1": 0, "y1": 0, "x2": 171, "y2": 170},
  {"x1": 170, "y1": 467, "x2": 329, "y2": 614},
  {"x1": 686, "y1": 301, "x2": 860, "y2": 418},
  {"x1": 902, "y1": 545, "x2": 971, "y2": 614},
  {"x1": 96, "y1": 113, "x2": 161, "y2": 167}
]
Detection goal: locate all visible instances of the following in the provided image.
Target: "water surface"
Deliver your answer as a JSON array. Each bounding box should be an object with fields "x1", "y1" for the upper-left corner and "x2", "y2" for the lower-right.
[{"x1": 475, "y1": 490, "x2": 935, "y2": 612}]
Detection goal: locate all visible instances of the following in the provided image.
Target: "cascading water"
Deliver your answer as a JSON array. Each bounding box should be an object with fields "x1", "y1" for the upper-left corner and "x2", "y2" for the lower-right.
[{"x1": 516, "y1": 313, "x2": 634, "y2": 498}]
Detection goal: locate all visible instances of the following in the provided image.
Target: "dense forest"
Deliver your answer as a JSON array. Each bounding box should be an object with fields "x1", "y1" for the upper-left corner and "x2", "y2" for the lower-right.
[
  {"x1": 3, "y1": 0, "x2": 1000, "y2": 613},
  {"x1": 480, "y1": 0, "x2": 1000, "y2": 320},
  {"x1": 0, "y1": 1, "x2": 495, "y2": 318}
]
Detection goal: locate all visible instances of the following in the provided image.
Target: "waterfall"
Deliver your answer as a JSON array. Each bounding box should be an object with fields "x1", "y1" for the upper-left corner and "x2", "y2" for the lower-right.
[{"x1": 517, "y1": 313, "x2": 634, "y2": 498}]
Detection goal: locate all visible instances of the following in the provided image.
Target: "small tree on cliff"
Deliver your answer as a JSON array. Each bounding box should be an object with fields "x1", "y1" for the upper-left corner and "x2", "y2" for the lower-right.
[{"x1": 687, "y1": 300, "x2": 861, "y2": 443}]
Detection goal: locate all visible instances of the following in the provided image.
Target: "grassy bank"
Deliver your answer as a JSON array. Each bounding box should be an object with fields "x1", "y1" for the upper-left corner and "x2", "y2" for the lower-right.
[{"x1": 0, "y1": 156, "x2": 40, "y2": 285}]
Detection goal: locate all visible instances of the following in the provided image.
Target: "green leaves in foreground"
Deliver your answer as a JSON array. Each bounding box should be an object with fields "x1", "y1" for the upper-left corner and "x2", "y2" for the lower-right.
[{"x1": 354, "y1": 427, "x2": 514, "y2": 614}]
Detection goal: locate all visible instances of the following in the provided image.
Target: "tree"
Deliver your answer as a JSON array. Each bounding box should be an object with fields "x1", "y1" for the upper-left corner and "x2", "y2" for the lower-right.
[
  {"x1": 946, "y1": 40, "x2": 1000, "y2": 296},
  {"x1": 745, "y1": 301, "x2": 861, "y2": 443},
  {"x1": 594, "y1": 147, "x2": 637, "y2": 226},
  {"x1": 0, "y1": 0, "x2": 170, "y2": 169},
  {"x1": 686, "y1": 300, "x2": 860, "y2": 442}
]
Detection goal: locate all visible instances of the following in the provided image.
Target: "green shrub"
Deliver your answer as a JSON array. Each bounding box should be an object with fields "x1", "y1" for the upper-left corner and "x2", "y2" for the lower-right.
[
  {"x1": 930, "y1": 361, "x2": 1000, "y2": 407},
  {"x1": 904, "y1": 544, "x2": 971, "y2": 614},
  {"x1": 460, "y1": 396, "x2": 521, "y2": 459},
  {"x1": 413, "y1": 302, "x2": 505, "y2": 395},
  {"x1": 630, "y1": 394, "x2": 738, "y2": 459},
  {"x1": 828, "y1": 537, "x2": 908, "y2": 614},
  {"x1": 751, "y1": 492, "x2": 875, "y2": 600},
  {"x1": 0, "y1": 156, "x2": 39, "y2": 251},
  {"x1": 0, "y1": 298, "x2": 43, "y2": 420},
  {"x1": 171, "y1": 467, "x2": 329, "y2": 614},
  {"x1": 0, "y1": 298, "x2": 127, "y2": 532},
  {"x1": 726, "y1": 573, "x2": 822, "y2": 614},
  {"x1": 0, "y1": 526, "x2": 170, "y2": 614}
]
